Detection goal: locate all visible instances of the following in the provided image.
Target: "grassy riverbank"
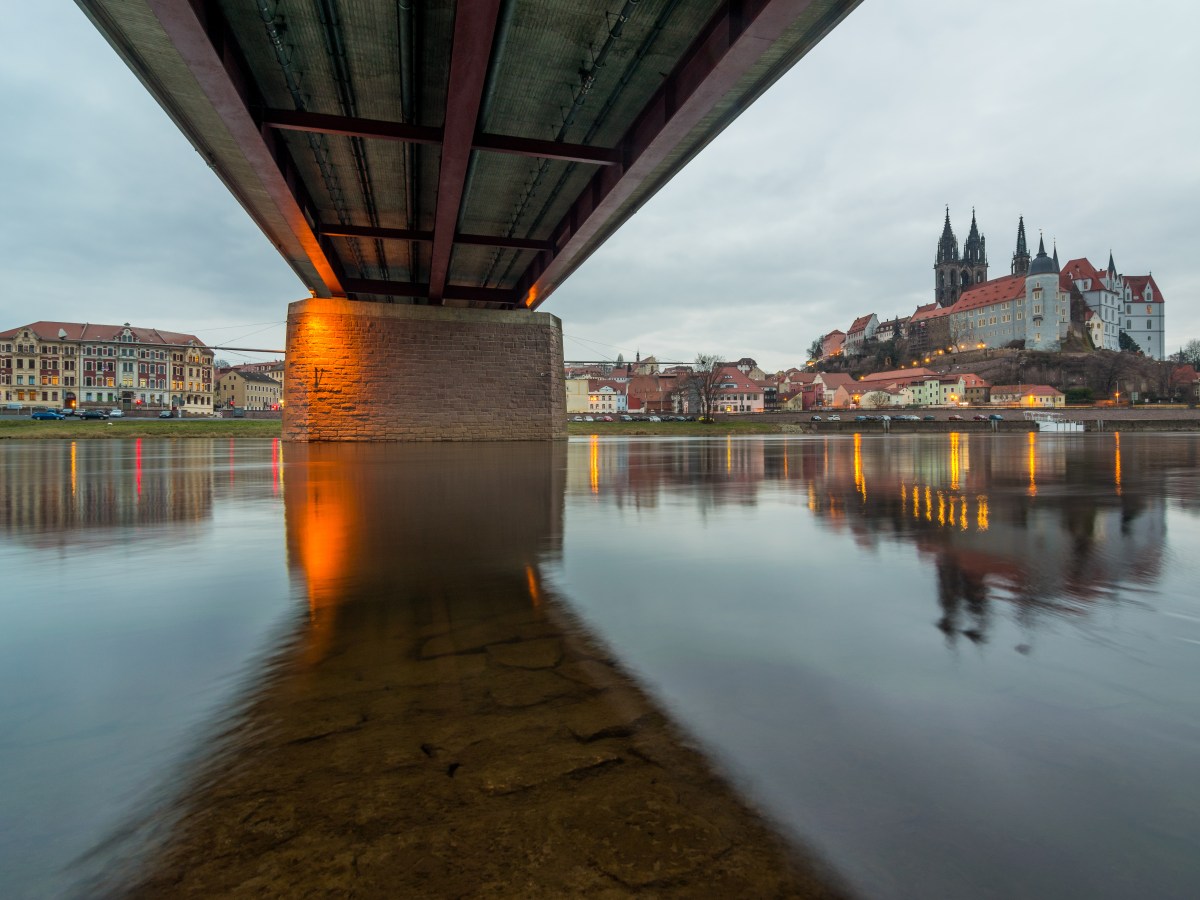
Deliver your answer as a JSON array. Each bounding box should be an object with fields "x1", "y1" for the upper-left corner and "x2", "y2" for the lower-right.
[{"x1": 0, "y1": 419, "x2": 283, "y2": 440}]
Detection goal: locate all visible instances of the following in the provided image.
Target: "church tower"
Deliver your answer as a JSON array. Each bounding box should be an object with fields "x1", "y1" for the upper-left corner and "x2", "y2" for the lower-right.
[
  {"x1": 934, "y1": 207, "x2": 961, "y2": 307},
  {"x1": 935, "y1": 207, "x2": 987, "y2": 307},
  {"x1": 961, "y1": 208, "x2": 988, "y2": 286},
  {"x1": 1011, "y1": 216, "x2": 1030, "y2": 276}
]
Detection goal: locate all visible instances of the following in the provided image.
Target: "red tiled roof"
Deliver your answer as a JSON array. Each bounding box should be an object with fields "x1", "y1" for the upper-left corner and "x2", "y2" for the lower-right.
[
  {"x1": 1171, "y1": 365, "x2": 1199, "y2": 384},
  {"x1": 1060, "y1": 257, "x2": 1104, "y2": 292},
  {"x1": 824, "y1": 329, "x2": 845, "y2": 338},
  {"x1": 847, "y1": 314, "x2": 874, "y2": 335},
  {"x1": 1123, "y1": 274, "x2": 1163, "y2": 303},
  {"x1": 909, "y1": 302, "x2": 950, "y2": 323},
  {"x1": 959, "y1": 373, "x2": 990, "y2": 388},
  {"x1": 817, "y1": 373, "x2": 857, "y2": 389},
  {"x1": 859, "y1": 366, "x2": 936, "y2": 384},
  {"x1": 714, "y1": 366, "x2": 759, "y2": 391},
  {"x1": 990, "y1": 384, "x2": 1062, "y2": 397},
  {"x1": 951, "y1": 274, "x2": 1026, "y2": 313},
  {"x1": 588, "y1": 379, "x2": 626, "y2": 393},
  {"x1": 0, "y1": 319, "x2": 206, "y2": 345}
]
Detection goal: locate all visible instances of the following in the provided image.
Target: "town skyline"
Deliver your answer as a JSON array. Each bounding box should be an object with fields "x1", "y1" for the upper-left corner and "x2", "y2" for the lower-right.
[{"x1": 1, "y1": 1, "x2": 1196, "y2": 372}]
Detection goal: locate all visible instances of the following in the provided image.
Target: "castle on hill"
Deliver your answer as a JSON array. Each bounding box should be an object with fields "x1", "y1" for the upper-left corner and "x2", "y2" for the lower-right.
[
  {"x1": 824, "y1": 210, "x2": 1167, "y2": 361},
  {"x1": 929, "y1": 208, "x2": 1164, "y2": 358}
]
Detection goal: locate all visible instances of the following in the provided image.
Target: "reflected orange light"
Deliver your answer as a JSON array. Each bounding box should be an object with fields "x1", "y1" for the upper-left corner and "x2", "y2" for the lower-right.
[
  {"x1": 589, "y1": 435, "x2": 600, "y2": 494},
  {"x1": 924, "y1": 485, "x2": 932, "y2": 521},
  {"x1": 960, "y1": 497, "x2": 969, "y2": 531},
  {"x1": 135, "y1": 438, "x2": 142, "y2": 497},
  {"x1": 937, "y1": 490, "x2": 946, "y2": 526},
  {"x1": 912, "y1": 484, "x2": 919, "y2": 518},
  {"x1": 853, "y1": 433, "x2": 866, "y2": 501},
  {"x1": 272, "y1": 438, "x2": 280, "y2": 495},
  {"x1": 525, "y1": 565, "x2": 542, "y2": 608},
  {"x1": 294, "y1": 470, "x2": 354, "y2": 665},
  {"x1": 1027, "y1": 431, "x2": 1037, "y2": 496},
  {"x1": 70, "y1": 441, "x2": 76, "y2": 496},
  {"x1": 727, "y1": 435, "x2": 732, "y2": 474},
  {"x1": 976, "y1": 495, "x2": 989, "y2": 531},
  {"x1": 1114, "y1": 431, "x2": 1122, "y2": 495},
  {"x1": 524, "y1": 286, "x2": 538, "y2": 307},
  {"x1": 949, "y1": 432, "x2": 961, "y2": 490}
]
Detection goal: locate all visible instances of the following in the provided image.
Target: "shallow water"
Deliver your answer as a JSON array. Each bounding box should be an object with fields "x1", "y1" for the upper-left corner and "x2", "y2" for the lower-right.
[{"x1": 1, "y1": 433, "x2": 1198, "y2": 898}]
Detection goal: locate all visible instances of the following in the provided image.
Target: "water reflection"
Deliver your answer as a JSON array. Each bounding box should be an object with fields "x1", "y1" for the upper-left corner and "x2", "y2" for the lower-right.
[
  {"x1": 100, "y1": 442, "x2": 839, "y2": 898},
  {"x1": 571, "y1": 433, "x2": 1181, "y2": 647},
  {"x1": 559, "y1": 433, "x2": 1200, "y2": 900},
  {"x1": 5, "y1": 434, "x2": 1199, "y2": 900}
]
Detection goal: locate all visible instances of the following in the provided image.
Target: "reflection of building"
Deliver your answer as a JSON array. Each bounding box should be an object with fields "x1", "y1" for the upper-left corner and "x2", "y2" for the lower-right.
[
  {"x1": 570, "y1": 433, "x2": 1171, "y2": 647},
  {"x1": 0, "y1": 320, "x2": 215, "y2": 413},
  {"x1": 0, "y1": 440, "x2": 217, "y2": 544}
]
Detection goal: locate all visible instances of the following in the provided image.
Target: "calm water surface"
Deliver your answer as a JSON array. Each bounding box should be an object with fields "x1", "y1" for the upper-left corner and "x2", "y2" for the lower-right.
[{"x1": 1, "y1": 433, "x2": 1199, "y2": 898}]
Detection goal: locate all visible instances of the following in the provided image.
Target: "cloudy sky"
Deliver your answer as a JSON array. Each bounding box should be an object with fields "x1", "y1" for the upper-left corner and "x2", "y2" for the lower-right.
[{"x1": 2, "y1": 1, "x2": 1196, "y2": 371}]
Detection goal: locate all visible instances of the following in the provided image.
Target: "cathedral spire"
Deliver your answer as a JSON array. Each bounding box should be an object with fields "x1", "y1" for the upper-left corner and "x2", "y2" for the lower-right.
[
  {"x1": 1011, "y1": 215, "x2": 1030, "y2": 277},
  {"x1": 1108, "y1": 250, "x2": 1116, "y2": 275},
  {"x1": 963, "y1": 208, "x2": 985, "y2": 264},
  {"x1": 936, "y1": 206, "x2": 959, "y2": 266},
  {"x1": 1052, "y1": 240, "x2": 1059, "y2": 270}
]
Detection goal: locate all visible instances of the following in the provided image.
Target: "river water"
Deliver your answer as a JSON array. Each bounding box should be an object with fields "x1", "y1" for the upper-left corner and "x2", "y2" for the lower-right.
[{"x1": 1, "y1": 434, "x2": 1198, "y2": 898}]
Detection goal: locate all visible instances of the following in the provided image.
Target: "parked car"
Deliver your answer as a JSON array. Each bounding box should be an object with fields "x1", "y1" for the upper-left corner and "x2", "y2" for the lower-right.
[
  {"x1": 601, "y1": 415, "x2": 614, "y2": 422},
  {"x1": 973, "y1": 414, "x2": 989, "y2": 421},
  {"x1": 923, "y1": 415, "x2": 936, "y2": 421},
  {"x1": 854, "y1": 415, "x2": 868, "y2": 422},
  {"x1": 988, "y1": 413, "x2": 1005, "y2": 421},
  {"x1": 108, "y1": 408, "x2": 124, "y2": 418},
  {"x1": 648, "y1": 415, "x2": 661, "y2": 422},
  {"x1": 81, "y1": 409, "x2": 108, "y2": 420},
  {"x1": 810, "y1": 414, "x2": 822, "y2": 422},
  {"x1": 159, "y1": 410, "x2": 174, "y2": 419},
  {"x1": 620, "y1": 415, "x2": 633, "y2": 421},
  {"x1": 948, "y1": 414, "x2": 964, "y2": 421},
  {"x1": 31, "y1": 409, "x2": 65, "y2": 420},
  {"x1": 827, "y1": 415, "x2": 841, "y2": 421}
]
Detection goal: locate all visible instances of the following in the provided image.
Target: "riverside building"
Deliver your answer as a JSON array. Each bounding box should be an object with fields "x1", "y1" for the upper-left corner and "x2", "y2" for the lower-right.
[{"x1": 0, "y1": 320, "x2": 214, "y2": 413}]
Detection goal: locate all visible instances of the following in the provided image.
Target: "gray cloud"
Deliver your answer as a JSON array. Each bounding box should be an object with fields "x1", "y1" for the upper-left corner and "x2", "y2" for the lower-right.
[{"x1": 3, "y1": 1, "x2": 1196, "y2": 370}]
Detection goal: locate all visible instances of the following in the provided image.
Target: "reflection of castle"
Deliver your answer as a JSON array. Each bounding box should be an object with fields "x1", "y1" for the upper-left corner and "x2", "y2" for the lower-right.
[{"x1": 569, "y1": 433, "x2": 1171, "y2": 645}]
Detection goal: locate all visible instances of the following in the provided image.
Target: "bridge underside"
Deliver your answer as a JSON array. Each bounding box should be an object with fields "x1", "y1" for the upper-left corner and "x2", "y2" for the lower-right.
[{"x1": 78, "y1": 0, "x2": 860, "y2": 439}]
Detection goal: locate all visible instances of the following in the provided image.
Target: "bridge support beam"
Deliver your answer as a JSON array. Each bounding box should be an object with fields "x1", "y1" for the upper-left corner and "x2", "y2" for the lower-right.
[{"x1": 283, "y1": 299, "x2": 565, "y2": 442}]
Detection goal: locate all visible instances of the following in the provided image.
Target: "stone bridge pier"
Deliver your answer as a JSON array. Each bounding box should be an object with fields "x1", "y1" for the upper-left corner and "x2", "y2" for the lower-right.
[{"x1": 283, "y1": 299, "x2": 565, "y2": 441}]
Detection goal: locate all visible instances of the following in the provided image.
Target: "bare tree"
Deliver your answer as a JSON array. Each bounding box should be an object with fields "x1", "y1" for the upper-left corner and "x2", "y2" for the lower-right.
[
  {"x1": 686, "y1": 353, "x2": 725, "y2": 420},
  {"x1": 1170, "y1": 339, "x2": 1200, "y2": 367},
  {"x1": 861, "y1": 390, "x2": 892, "y2": 409},
  {"x1": 1086, "y1": 351, "x2": 1133, "y2": 396}
]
